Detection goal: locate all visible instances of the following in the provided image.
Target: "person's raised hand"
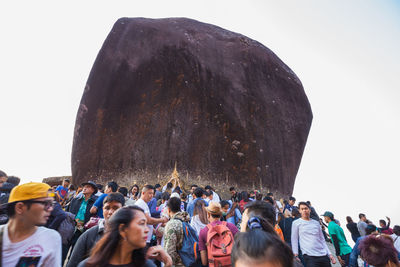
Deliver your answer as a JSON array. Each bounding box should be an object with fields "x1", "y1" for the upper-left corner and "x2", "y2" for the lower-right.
[{"x1": 146, "y1": 245, "x2": 173, "y2": 267}]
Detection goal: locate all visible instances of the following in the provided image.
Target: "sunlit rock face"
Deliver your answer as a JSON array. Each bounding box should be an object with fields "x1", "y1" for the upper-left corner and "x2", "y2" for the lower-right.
[{"x1": 71, "y1": 17, "x2": 312, "y2": 196}]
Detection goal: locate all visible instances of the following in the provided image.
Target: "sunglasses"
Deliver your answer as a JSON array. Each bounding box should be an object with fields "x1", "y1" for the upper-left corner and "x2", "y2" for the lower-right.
[{"x1": 24, "y1": 200, "x2": 55, "y2": 210}]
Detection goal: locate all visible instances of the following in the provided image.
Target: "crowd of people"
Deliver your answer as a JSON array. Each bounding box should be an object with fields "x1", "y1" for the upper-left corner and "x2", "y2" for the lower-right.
[{"x1": 0, "y1": 169, "x2": 399, "y2": 267}]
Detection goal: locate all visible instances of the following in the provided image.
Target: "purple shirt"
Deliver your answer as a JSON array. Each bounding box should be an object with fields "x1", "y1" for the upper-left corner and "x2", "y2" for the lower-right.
[{"x1": 198, "y1": 220, "x2": 238, "y2": 251}]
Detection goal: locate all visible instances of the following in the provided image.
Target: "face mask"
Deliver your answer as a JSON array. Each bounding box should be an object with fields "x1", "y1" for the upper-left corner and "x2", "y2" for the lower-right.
[{"x1": 222, "y1": 212, "x2": 227, "y2": 216}]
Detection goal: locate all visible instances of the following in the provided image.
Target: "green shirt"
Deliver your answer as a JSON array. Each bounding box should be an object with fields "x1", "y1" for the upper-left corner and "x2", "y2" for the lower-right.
[
  {"x1": 76, "y1": 198, "x2": 88, "y2": 222},
  {"x1": 328, "y1": 221, "x2": 352, "y2": 255}
]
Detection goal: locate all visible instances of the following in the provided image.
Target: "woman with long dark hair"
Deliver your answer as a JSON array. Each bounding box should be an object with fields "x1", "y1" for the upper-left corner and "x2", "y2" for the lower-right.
[
  {"x1": 78, "y1": 206, "x2": 172, "y2": 267},
  {"x1": 125, "y1": 185, "x2": 140, "y2": 206},
  {"x1": 190, "y1": 198, "x2": 208, "y2": 235},
  {"x1": 346, "y1": 216, "x2": 361, "y2": 243}
]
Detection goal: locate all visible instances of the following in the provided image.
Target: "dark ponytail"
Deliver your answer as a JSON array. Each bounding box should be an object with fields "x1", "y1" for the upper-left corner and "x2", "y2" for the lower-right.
[{"x1": 247, "y1": 216, "x2": 276, "y2": 234}]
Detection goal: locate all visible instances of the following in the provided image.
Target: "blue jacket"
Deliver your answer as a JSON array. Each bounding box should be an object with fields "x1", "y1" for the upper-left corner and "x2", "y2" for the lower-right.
[{"x1": 148, "y1": 198, "x2": 161, "y2": 218}]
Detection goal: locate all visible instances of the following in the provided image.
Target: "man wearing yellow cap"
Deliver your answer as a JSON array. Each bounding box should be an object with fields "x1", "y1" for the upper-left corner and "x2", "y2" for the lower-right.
[{"x1": 0, "y1": 182, "x2": 62, "y2": 267}]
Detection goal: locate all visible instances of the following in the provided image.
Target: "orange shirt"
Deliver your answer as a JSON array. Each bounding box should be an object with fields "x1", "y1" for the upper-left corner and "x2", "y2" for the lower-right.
[{"x1": 275, "y1": 224, "x2": 284, "y2": 241}]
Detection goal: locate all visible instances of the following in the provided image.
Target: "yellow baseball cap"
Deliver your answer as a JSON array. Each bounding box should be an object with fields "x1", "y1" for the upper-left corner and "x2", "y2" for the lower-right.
[{"x1": 8, "y1": 182, "x2": 54, "y2": 203}]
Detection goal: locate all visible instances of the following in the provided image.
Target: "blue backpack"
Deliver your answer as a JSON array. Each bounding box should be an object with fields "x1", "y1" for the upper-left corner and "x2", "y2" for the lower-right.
[{"x1": 178, "y1": 221, "x2": 201, "y2": 267}]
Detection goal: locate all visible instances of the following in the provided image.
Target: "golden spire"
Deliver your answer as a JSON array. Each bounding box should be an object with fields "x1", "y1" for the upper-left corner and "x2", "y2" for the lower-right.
[{"x1": 172, "y1": 161, "x2": 179, "y2": 179}]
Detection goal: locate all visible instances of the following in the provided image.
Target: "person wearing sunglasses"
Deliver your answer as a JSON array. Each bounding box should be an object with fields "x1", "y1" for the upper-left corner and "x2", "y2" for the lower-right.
[{"x1": 0, "y1": 182, "x2": 62, "y2": 266}]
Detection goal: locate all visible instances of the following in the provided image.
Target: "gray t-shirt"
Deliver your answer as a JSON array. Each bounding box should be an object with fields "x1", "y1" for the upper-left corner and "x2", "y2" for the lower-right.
[{"x1": 357, "y1": 220, "x2": 368, "y2": 236}]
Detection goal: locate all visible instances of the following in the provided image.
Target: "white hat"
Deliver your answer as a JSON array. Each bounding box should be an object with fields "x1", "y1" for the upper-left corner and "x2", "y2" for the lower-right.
[{"x1": 170, "y1": 192, "x2": 180, "y2": 199}]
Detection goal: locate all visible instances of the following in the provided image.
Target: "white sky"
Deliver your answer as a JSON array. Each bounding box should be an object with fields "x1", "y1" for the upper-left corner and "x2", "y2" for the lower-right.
[{"x1": 1, "y1": 0, "x2": 399, "y2": 242}]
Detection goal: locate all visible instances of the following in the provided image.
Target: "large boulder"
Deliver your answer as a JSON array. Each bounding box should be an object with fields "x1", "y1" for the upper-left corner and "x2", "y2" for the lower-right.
[{"x1": 72, "y1": 17, "x2": 312, "y2": 196}]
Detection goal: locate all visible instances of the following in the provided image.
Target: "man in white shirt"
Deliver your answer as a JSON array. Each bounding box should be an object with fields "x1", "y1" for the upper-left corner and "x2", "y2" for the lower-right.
[
  {"x1": 391, "y1": 225, "x2": 400, "y2": 253},
  {"x1": 291, "y1": 202, "x2": 336, "y2": 267},
  {"x1": 187, "y1": 184, "x2": 198, "y2": 204},
  {"x1": 1, "y1": 182, "x2": 62, "y2": 267},
  {"x1": 134, "y1": 185, "x2": 168, "y2": 246},
  {"x1": 205, "y1": 185, "x2": 220, "y2": 203}
]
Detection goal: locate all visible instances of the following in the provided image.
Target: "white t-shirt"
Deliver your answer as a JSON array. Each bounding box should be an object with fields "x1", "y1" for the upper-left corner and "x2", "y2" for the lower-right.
[
  {"x1": 276, "y1": 200, "x2": 283, "y2": 210},
  {"x1": 135, "y1": 198, "x2": 154, "y2": 243},
  {"x1": 391, "y1": 234, "x2": 400, "y2": 252},
  {"x1": 210, "y1": 191, "x2": 220, "y2": 203},
  {"x1": 291, "y1": 218, "x2": 331, "y2": 256},
  {"x1": 1, "y1": 224, "x2": 61, "y2": 267}
]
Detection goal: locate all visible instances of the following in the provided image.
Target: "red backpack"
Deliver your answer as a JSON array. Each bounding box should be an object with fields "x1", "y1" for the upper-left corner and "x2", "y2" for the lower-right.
[{"x1": 206, "y1": 221, "x2": 234, "y2": 267}]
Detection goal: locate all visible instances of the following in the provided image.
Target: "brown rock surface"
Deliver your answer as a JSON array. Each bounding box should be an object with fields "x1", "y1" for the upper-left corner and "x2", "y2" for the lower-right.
[
  {"x1": 71, "y1": 17, "x2": 312, "y2": 196},
  {"x1": 42, "y1": 176, "x2": 71, "y2": 187}
]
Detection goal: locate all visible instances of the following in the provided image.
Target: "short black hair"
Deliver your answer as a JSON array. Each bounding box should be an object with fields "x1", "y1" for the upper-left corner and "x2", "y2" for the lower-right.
[
  {"x1": 180, "y1": 192, "x2": 187, "y2": 200},
  {"x1": 69, "y1": 184, "x2": 76, "y2": 191},
  {"x1": 107, "y1": 181, "x2": 119, "y2": 192},
  {"x1": 63, "y1": 179, "x2": 71, "y2": 183},
  {"x1": 393, "y1": 225, "x2": 400, "y2": 236},
  {"x1": 96, "y1": 184, "x2": 104, "y2": 190},
  {"x1": 118, "y1": 187, "x2": 128, "y2": 197},
  {"x1": 292, "y1": 208, "x2": 301, "y2": 218},
  {"x1": 194, "y1": 187, "x2": 204, "y2": 198},
  {"x1": 298, "y1": 201, "x2": 310, "y2": 209},
  {"x1": 103, "y1": 192, "x2": 125, "y2": 206},
  {"x1": 205, "y1": 185, "x2": 212, "y2": 190},
  {"x1": 359, "y1": 213, "x2": 366, "y2": 219},
  {"x1": 365, "y1": 224, "x2": 377, "y2": 235},
  {"x1": 161, "y1": 192, "x2": 170, "y2": 201},
  {"x1": 166, "y1": 182, "x2": 173, "y2": 189},
  {"x1": 229, "y1": 187, "x2": 235, "y2": 191},
  {"x1": 220, "y1": 200, "x2": 230, "y2": 208},
  {"x1": 7, "y1": 201, "x2": 33, "y2": 217},
  {"x1": 244, "y1": 200, "x2": 276, "y2": 226},
  {"x1": 167, "y1": 197, "x2": 181, "y2": 213},
  {"x1": 266, "y1": 192, "x2": 273, "y2": 197},
  {"x1": 173, "y1": 186, "x2": 181, "y2": 194},
  {"x1": 204, "y1": 191, "x2": 211, "y2": 197},
  {"x1": 6, "y1": 176, "x2": 20, "y2": 186},
  {"x1": 191, "y1": 184, "x2": 198, "y2": 188},
  {"x1": 289, "y1": 196, "x2": 296, "y2": 201},
  {"x1": 0, "y1": 170, "x2": 7, "y2": 178},
  {"x1": 142, "y1": 184, "x2": 155, "y2": 192},
  {"x1": 263, "y1": 196, "x2": 274, "y2": 205},
  {"x1": 154, "y1": 184, "x2": 161, "y2": 189},
  {"x1": 241, "y1": 191, "x2": 249, "y2": 202}
]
